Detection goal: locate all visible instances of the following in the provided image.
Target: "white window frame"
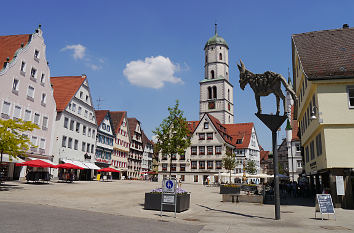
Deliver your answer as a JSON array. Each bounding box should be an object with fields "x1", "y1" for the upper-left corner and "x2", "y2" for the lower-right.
[
  {"x1": 41, "y1": 93, "x2": 46, "y2": 104},
  {"x1": 24, "y1": 109, "x2": 32, "y2": 121},
  {"x1": 31, "y1": 136, "x2": 38, "y2": 146},
  {"x1": 13, "y1": 105, "x2": 22, "y2": 119},
  {"x1": 39, "y1": 138, "x2": 46, "y2": 149},
  {"x1": 34, "y1": 49, "x2": 40, "y2": 59},
  {"x1": 33, "y1": 112, "x2": 40, "y2": 125},
  {"x1": 42, "y1": 116, "x2": 48, "y2": 129},
  {"x1": 1, "y1": 101, "x2": 11, "y2": 115},
  {"x1": 347, "y1": 86, "x2": 354, "y2": 109},
  {"x1": 30, "y1": 67, "x2": 37, "y2": 80},
  {"x1": 40, "y1": 73, "x2": 45, "y2": 85},
  {"x1": 27, "y1": 86, "x2": 35, "y2": 98},
  {"x1": 12, "y1": 78, "x2": 20, "y2": 91},
  {"x1": 20, "y1": 61, "x2": 26, "y2": 73}
]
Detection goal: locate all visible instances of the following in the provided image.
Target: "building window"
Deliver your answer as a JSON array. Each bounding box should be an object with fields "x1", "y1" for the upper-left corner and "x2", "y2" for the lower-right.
[
  {"x1": 348, "y1": 87, "x2": 354, "y2": 108},
  {"x1": 207, "y1": 146, "x2": 213, "y2": 155},
  {"x1": 296, "y1": 143, "x2": 301, "y2": 152},
  {"x1": 194, "y1": 175, "x2": 198, "y2": 182},
  {"x1": 87, "y1": 143, "x2": 90, "y2": 153},
  {"x1": 219, "y1": 53, "x2": 222, "y2": 60},
  {"x1": 207, "y1": 133, "x2": 213, "y2": 140},
  {"x1": 180, "y1": 164, "x2": 186, "y2": 171},
  {"x1": 211, "y1": 70, "x2": 215, "y2": 79},
  {"x1": 13, "y1": 105, "x2": 21, "y2": 119},
  {"x1": 82, "y1": 142, "x2": 86, "y2": 152},
  {"x1": 199, "y1": 133, "x2": 205, "y2": 140},
  {"x1": 83, "y1": 125, "x2": 86, "y2": 135},
  {"x1": 2, "y1": 101, "x2": 11, "y2": 116},
  {"x1": 215, "y1": 146, "x2": 222, "y2": 154},
  {"x1": 62, "y1": 136, "x2": 67, "y2": 147},
  {"x1": 34, "y1": 50, "x2": 40, "y2": 59},
  {"x1": 86, "y1": 95, "x2": 89, "y2": 102},
  {"x1": 68, "y1": 138, "x2": 73, "y2": 149},
  {"x1": 199, "y1": 146, "x2": 205, "y2": 155},
  {"x1": 64, "y1": 117, "x2": 69, "y2": 128},
  {"x1": 78, "y1": 106, "x2": 82, "y2": 115},
  {"x1": 84, "y1": 110, "x2": 88, "y2": 118},
  {"x1": 208, "y1": 86, "x2": 212, "y2": 99},
  {"x1": 72, "y1": 103, "x2": 76, "y2": 112},
  {"x1": 310, "y1": 141, "x2": 315, "y2": 160},
  {"x1": 24, "y1": 109, "x2": 31, "y2": 121},
  {"x1": 30, "y1": 67, "x2": 37, "y2": 80},
  {"x1": 27, "y1": 86, "x2": 34, "y2": 98},
  {"x1": 191, "y1": 146, "x2": 197, "y2": 155},
  {"x1": 305, "y1": 146, "x2": 309, "y2": 163},
  {"x1": 236, "y1": 139, "x2": 243, "y2": 144},
  {"x1": 316, "y1": 133, "x2": 322, "y2": 156},
  {"x1": 41, "y1": 93, "x2": 46, "y2": 105},
  {"x1": 204, "y1": 122, "x2": 209, "y2": 129},
  {"x1": 102, "y1": 123, "x2": 106, "y2": 130},
  {"x1": 213, "y1": 86, "x2": 217, "y2": 99},
  {"x1": 80, "y1": 91, "x2": 83, "y2": 98},
  {"x1": 76, "y1": 122, "x2": 80, "y2": 133},
  {"x1": 70, "y1": 120, "x2": 75, "y2": 131},
  {"x1": 20, "y1": 61, "x2": 26, "y2": 73},
  {"x1": 40, "y1": 73, "x2": 45, "y2": 84},
  {"x1": 39, "y1": 138, "x2": 45, "y2": 149},
  {"x1": 180, "y1": 175, "x2": 185, "y2": 181},
  {"x1": 199, "y1": 161, "x2": 205, "y2": 169},
  {"x1": 74, "y1": 139, "x2": 78, "y2": 150},
  {"x1": 191, "y1": 161, "x2": 197, "y2": 169},
  {"x1": 42, "y1": 116, "x2": 48, "y2": 129},
  {"x1": 91, "y1": 145, "x2": 94, "y2": 153},
  {"x1": 216, "y1": 161, "x2": 222, "y2": 169},
  {"x1": 207, "y1": 161, "x2": 213, "y2": 169},
  {"x1": 30, "y1": 136, "x2": 37, "y2": 147},
  {"x1": 34, "y1": 113, "x2": 40, "y2": 125},
  {"x1": 162, "y1": 163, "x2": 167, "y2": 171},
  {"x1": 180, "y1": 153, "x2": 185, "y2": 160},
  {"x1": 297, "y1": 161, "x2": 302, "y2": 168},
  {"x1": 171, "y1": 164, "x2": 176, "y2": 171},
  {"x1": 12, "y1": 79, "x2": 19, "y2": 91}
]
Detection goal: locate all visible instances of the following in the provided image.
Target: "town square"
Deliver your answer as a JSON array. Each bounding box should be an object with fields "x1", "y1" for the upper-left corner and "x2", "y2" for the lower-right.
[{"x1": 1, "y1": 0, "x2": 354, "y2": 232}]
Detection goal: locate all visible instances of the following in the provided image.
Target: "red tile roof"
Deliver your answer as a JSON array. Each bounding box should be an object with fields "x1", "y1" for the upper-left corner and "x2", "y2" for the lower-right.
[
  {"x1": 292, "y1": 26, "x2": 354, "y2": 79},
  {"x1": 128, "y1": 118, "x2": 139, "y2": 138},
  {"x1": 95, "y1": 110, "x2": 109, "y2": 127},
  {"x1": 0, "y1": 34, "x2": 31, "y2": 66},
  {"x1": 142, "y1": 130, "x2": 152, "y2": 147},
  {"x1": 187, "y1": 121, "x2": 199, "y2": 134},
  {"x1": 291, "y1": 105, "x2": 300, "y2": 141},
  {"x1": 260, "y1": 150, "x2": 270, "y2": 161},
  {"x1": 110, "y1": 111, "x2": 126, "y2": 134},
  {"x1": 224, "y1": 123, "x2": 254, "y2": 149},
  {"x1": 207, "y1": 114, "x2": 234, "y2": 146},
  {"x1": 50, "y1": 76, "x2": 86, "y2": 112}
]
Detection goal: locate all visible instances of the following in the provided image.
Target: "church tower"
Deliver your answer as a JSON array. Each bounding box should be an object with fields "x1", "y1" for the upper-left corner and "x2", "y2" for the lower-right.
[{"x1": 199, "y1": 25, "x2": 234, "y2": 124}]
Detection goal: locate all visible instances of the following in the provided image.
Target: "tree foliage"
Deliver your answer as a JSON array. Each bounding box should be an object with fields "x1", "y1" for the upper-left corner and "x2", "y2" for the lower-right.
[
  {"x1": 222, "y1": 149, "x2": 236, "y2": 183},
  {"x1": 153, "y1": 100, "x2": 191, "y2": 174},
  {"x1": 0, "y1": 118, "x2": 39, "y2": 162},
  {"x1": 245, "y1": 160, "x2": 257, "y2": 175}
]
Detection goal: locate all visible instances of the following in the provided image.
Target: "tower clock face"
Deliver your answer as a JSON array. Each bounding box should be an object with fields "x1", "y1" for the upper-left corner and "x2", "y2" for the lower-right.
[{"x1": 208, "y1": 101, "x2": 215, "y2": 109}]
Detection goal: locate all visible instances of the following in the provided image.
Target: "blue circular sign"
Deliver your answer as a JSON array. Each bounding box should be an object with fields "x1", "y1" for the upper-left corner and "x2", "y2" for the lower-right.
[{"x1": 166, "y1": 180, "x2": 173, "y2": 189}]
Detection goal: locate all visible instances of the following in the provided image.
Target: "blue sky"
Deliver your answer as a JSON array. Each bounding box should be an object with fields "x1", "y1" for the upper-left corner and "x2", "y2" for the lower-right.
[{"x1": 2, "y1": 0, "x2": 353, "y2": 150}]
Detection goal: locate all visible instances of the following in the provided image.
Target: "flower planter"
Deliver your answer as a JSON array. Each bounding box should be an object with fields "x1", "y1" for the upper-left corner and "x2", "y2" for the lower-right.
[
  {"x1": 144, "y1": 192, "x2": 190, "y2": 212},
  {"x1": 220, "y1": 185, "x2": 241, "y2": 194}
]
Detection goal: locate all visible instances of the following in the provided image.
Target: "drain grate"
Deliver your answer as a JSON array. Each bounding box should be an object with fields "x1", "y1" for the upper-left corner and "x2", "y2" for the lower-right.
[{"x1": 320, "y1": 226, "x2": 352, "y2": 231}]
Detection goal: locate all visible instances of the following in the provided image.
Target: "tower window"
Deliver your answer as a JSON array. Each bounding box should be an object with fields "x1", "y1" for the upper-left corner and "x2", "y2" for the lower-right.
[
  {"x1": 213, "y1": 86, "x2": 217, "y2": 99},
  {"x1": 208, "y1": 87, "x2": 212, "y2": 99},
  {"x1": 205, "y1": 55, "x2": 208, "y2": 63},
  {"x1": 228, "y1": 89, "x2": 230, "y2": 100},
  {"x1": 211, "y1": 70, "x2": 215, "y2": 79},
  {"x1": 219, "y1": 53, "x2": 222, "y2": 60}
]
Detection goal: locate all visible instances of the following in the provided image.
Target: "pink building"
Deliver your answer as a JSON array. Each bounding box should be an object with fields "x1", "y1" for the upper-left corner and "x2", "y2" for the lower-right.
[{"x1": 0, "y1": 26, "x2": 56, "y2": 180}]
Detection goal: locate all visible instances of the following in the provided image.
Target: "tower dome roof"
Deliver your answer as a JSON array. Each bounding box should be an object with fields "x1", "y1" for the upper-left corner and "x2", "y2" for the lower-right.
[{"x1": 205, "y1": 33, "x2": 228, "y2": 49}]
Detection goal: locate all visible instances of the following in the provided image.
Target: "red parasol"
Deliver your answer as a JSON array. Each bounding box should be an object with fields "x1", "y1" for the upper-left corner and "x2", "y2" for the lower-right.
[
  {"x1": 55, "y1": 163, "x2": 84, "y2": 170},
  {"x1": 98, "y1": 167, "x2": 120, "y2": 172},
  {"x1": 16, "y1": 159, "x2": 57, "y2": 168}
]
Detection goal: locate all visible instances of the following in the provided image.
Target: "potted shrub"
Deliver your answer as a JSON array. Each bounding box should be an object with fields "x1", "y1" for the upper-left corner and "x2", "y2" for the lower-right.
[{"x1": 144, "y1": 188, "x2": 190, "y2": 212}]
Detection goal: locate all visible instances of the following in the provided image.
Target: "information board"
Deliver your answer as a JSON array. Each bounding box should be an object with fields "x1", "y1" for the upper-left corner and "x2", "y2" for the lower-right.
[
  {"x1": 162, "y1": 179, "x2": 176, "y2": 193},
  {"x1": 336, "y1": 176, "x2": 345, "y2": 196},
  {"x1": 162, "y1": 194, "x2": 175, "y2": 204},
  {"x1": 315, "y1": 194, "x2": 335, "y2": 220},
  {"x1": 161, "y1": 177, "x2": 177, "y2": 218}
]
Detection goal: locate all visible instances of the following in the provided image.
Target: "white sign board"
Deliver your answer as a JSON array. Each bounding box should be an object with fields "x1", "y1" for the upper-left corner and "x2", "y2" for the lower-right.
[
  {"x1": 162, "y1": 194, "x2": 175, "y2": 204},
  {"x1": 336, "y1": 176, "x2": 345, "y2": 196}
]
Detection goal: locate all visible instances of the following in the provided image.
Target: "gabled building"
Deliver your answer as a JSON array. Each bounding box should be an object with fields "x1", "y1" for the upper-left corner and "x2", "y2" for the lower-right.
[
  {"x1": 292, "y1": 25, "x2": 354, "y2": 208},
  {"x1": 142, "y1": 131, "x2": 153, "y2": 175},
  {"x1": 51, "y1": 75, "x2": 99, "y2": 180},
  {"x1": 111, "y1": 111, "x2": 130, "y2": 179},
  {"x1": 128, "y1": 118, "x2": 143, "y2": 179},
  {"x1": 94, "y1": 110, "x2": 115, "y2": 168},
  {"x1": 0, "y1": 26, "x2": 56, "y2": 180}
]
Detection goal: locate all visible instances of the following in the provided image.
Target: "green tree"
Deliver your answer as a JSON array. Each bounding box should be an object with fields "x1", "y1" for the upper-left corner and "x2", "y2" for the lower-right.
[
  {"x1": 222, "y1": 149, "x2": 236, "y2": 184},
  {"x1": 0, "y1": 118, "x2": 39, "y2": 163},
  {"x1": 153, "y1": 100, "x2": 191, "y2": 177},
  {"x1": 245, "y1": 160, "x2": 257, "y2": 175}
]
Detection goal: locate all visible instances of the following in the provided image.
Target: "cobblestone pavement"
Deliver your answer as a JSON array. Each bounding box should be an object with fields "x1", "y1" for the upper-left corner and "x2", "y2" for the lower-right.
[{"x1": 1, "y1": 180, "x2": 354, "y2": 233}]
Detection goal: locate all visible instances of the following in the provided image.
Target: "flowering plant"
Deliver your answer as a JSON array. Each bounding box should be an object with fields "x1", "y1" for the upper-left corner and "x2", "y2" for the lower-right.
[{"x1": 150, "y1": 188, "x2": 188, "y2": 195}]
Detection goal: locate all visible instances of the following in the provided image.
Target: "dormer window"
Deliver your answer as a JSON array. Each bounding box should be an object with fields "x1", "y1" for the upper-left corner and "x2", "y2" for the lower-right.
[
  {"x1": 236, "y1": 139, "x2": 243, "y2": 144},
  {"x1": 204, "y1": 122, "x2": 209, "y2": 129},
  {"x1": 34, "y1": 50, "x2": 40, "y2": 60},
  {"x1": 102, "y1": 123, "x2": 106, "y2": 130}
]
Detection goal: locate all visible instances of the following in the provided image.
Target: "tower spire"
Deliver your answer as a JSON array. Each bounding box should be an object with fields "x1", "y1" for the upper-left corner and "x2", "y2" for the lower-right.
[{"x1": 215, "y1": 23, "x2": 218, "y2": 35}]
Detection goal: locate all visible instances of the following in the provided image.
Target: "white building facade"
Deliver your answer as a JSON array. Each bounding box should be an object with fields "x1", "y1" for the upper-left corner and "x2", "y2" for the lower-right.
[
  {"x1": 128, "y1": 118, "x2": 143, "y2": 179},
  {"x1": 51, "y1": 75, "x2": 98, "y2": 180},
  {"x1": 0, "y1": 26, "x2": 56, "y2": 180}
]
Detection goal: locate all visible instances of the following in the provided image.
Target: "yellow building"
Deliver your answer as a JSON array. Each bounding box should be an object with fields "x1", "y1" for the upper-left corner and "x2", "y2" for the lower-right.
[{"x1": 292, "y1": 24, "x2": 354, "y2": 208}]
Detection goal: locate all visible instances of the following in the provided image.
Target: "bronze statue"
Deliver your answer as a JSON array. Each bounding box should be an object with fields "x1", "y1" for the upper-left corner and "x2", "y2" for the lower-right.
[{"x1": 237, "y1": 60, "x2": 297, "y2": 118}]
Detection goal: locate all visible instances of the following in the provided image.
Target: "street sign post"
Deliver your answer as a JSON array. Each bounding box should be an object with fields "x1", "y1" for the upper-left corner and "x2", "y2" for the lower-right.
[{"x1": 161, "y1": 177, "x2": 177, "y2": 218}]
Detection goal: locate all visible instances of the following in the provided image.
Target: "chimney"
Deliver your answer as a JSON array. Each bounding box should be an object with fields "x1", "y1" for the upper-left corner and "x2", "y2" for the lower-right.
[{"x1": 343, "y1": 24, "x2": 349, "y2": 29}]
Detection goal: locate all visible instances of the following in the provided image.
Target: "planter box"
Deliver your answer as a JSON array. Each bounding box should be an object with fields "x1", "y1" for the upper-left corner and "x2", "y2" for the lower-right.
[
  {"x1": 222, "y1": 194, "x2": 263, "y2": 204},
  {"x1": 220, "y1": 185, "x2": 241, "y2": 194},
  {"x1": 144, "y1": 192, "x2": 190, "y2": 212}
]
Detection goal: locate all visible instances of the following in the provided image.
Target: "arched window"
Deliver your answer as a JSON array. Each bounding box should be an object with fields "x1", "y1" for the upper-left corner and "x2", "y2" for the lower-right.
[
  {"x1": 213, "y1": 86, "x2": 217, "y2": 99},
  {"x1": 211, "y1": 70, "x2": 215, "y2": 79},
  {"x1": 228, "y1": 89, "x2": 230, "y2": 100},
  {"x1": 205, "y1": 55, "x2": 208, "y2": 63},
  {"x1": 208, "y1": 87, "x2": 212, "y2": 99},
  {"x1": 219, "y1": 53, "x2": 222, "y2": 60}
]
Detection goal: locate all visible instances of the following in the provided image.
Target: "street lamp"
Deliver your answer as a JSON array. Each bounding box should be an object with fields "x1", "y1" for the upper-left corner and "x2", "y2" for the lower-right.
[{"x1": 310, "y1": 106, "x2": 318, "y2": 120}]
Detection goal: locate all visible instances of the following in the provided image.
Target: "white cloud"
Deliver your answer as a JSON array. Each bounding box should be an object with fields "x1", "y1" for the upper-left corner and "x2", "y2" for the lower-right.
[
  {"x1": 123, "y1": 56, "x2": 183, "y2": 89},
  {"x1": 88, "y1": 64, "x2": 102, "y2": 71},
  {"x1": 61, "y1": 44, "x2": 86, "y2": 60}
]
